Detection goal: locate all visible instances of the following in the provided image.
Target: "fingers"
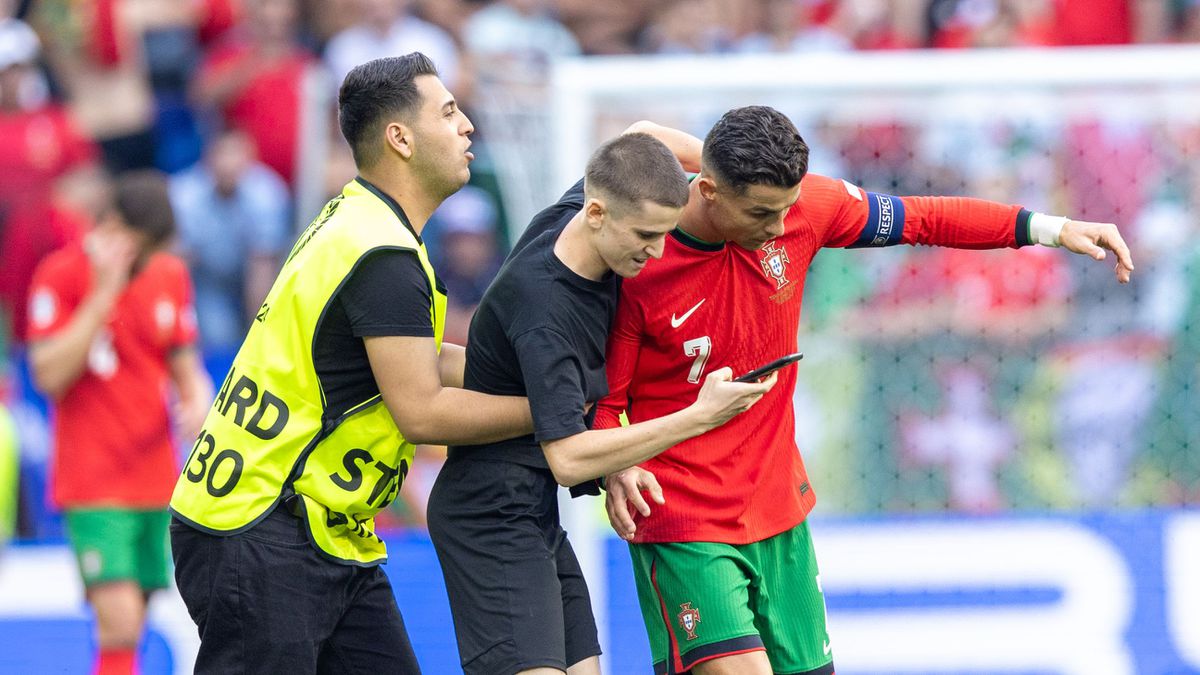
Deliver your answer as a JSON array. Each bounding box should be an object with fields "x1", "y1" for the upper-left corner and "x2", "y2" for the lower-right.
[
  {"x1": 605, "y1": 489, "x2": 637, "y2": 539},
  {"x1": 628, "y1": 484, "x2": 652, "y2": 517},
  {"x1": 641, "y1": 471, "x2": 665, "y2": 505},
  {"x1": 1066, "y1": 221, "x2": 1135, "y2": 284},
  {"x1": 1101, "y1": 229, "x2": 1135, "y2": 284},
  {"x1": 705, "y1": 366, "x2": 733, "y2": 383},
  {"x1": 755, "y1": 371, "x2": 779, "y2": 391}
]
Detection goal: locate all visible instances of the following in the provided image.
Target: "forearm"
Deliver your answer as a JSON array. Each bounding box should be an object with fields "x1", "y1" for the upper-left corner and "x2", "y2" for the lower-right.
[
  {"x1": 542, "y1": 407, "x2": 706, "y2": 486},
  {"x1": 900, "y1": 196, "x2": 1024, "y2": 249},
  {"x1": 170, "y1": 348, "x2": 214, "y2": 408},
  {"x1": 624, "y1": 121, "x2": 702, "y2": 173},
  {"x1": 438, "y1": 343, "x2": 466, "y2": 388},
  {"x1": 398, "y1": 387, "x2": 532, "y2": 446},
  {"x1": 29, "y1": 290, "x2": 117, "y2": 398},
  {"x1": 368, "y1": 335, "x2": 532, "y2": 446}
]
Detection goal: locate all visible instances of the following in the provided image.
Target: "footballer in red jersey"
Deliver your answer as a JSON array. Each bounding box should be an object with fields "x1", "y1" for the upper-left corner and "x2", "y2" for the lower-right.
[
  {"x1": 27, "y1": 171, "x2": 212, "y2": 675},
  {"x1": 593, "y1": 107, "x2": 1134, "y2": 675}
]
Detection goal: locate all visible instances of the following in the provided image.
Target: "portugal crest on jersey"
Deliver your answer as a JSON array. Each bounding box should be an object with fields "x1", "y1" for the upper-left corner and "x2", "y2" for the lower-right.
[
  {"x1": 677, "y1": 602, "x2": 701, "y2": 640},
  {"x1": 759, "y1": 241, "x2": 791, "y2": 290}
]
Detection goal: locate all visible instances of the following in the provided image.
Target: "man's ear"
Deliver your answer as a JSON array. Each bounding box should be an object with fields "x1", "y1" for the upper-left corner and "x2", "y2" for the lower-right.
[
  {"x1": 584, "y1": 197, "x2": 607, "y2": 230},
  {"x1": 697, "y1": 176, "x2": 718, "y2": 201},
  {"x1": 385, "y1": 121, "x2": 414, "y2": 160}
]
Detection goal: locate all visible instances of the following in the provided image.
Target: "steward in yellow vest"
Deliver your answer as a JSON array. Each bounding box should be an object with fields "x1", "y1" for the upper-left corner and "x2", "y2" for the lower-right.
[
  {"x1": 170, "y1": 178, "x2": 447, "y2": 564},
  {"x1": 168, "y1": 54, "x2": 532, "y2": 674}
]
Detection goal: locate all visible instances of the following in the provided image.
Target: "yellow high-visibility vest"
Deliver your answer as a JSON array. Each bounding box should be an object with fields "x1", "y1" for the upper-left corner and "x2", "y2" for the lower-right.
[{"x1": 170, "y1": 178, "x2": 446, "y2": 564}]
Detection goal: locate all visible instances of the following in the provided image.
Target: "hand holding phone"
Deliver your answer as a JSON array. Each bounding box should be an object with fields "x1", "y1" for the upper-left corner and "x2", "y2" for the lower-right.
[{"x1": 734, "y1": 352, "x2": 804, "y2": 383}]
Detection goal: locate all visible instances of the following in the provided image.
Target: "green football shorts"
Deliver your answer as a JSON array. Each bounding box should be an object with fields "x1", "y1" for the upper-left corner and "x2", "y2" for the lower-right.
[
  {"x1": 628, "y1": 521, "x2": 834, "y2": 675},
  {"x1": 64, "y1": 508, "x2": 172, "y2": 590}
]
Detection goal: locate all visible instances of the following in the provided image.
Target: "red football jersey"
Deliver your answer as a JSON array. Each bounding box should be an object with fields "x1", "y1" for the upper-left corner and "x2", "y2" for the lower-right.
[
  {"x1": 28, "y1": 245, "x2": 198, "y2": 508},
  {"x1": 595, "y1": 173, "x2": 1028, "y2": 544}
]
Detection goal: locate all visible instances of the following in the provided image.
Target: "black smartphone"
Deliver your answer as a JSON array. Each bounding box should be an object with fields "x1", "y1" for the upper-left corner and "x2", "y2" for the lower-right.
[{"x1": 734, "y1": 352, "x2": 805, "y2": 383}]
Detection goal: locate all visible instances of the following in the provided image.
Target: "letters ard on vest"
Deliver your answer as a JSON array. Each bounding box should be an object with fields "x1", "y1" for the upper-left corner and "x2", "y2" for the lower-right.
[{"x1": 169, "y1": 179, "x2": 447, "y2": 564}]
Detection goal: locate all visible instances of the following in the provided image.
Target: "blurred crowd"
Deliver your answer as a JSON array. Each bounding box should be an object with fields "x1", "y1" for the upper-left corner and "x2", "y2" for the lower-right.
[{"x1": 2, "y1": 0, "x2": 1199, "y2": 538}]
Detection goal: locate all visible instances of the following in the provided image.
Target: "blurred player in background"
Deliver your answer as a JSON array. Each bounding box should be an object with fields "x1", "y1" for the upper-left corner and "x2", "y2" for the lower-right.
[
  {"x1": 597, "y1": 106, "x2": 1134, "y2": 675},
  {"x1": 427, "y1": 127, "x2": 773, "y2": 675},
  {"x1": 26, "y1": 170, "x2": 212, "y2": 675}
]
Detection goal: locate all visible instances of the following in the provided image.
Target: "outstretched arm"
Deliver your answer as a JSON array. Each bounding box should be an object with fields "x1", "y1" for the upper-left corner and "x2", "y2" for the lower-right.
[{"x1": 811, "y1": 175, "x2": 1136, "y2": 284}]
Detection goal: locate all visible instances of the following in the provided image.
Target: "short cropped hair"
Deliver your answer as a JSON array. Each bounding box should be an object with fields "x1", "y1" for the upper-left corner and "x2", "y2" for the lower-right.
[
  {"x1": 339, "y1": 53, "x2": 439, "y2": 168},
  {"x1": 585, "y1": 133, "x2": 689, "y2": 217},
  {"x1": 113, "y1": 170, "x2": 175, "y2": 247},
  {"x1": 702, "y1": 106, "x2": 809, "y2": 193}
]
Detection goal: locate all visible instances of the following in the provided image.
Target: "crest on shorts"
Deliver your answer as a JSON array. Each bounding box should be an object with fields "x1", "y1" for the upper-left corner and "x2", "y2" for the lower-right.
[
  {"x1": 677, "y1": 602, "x2": 701, "y2": 640},
  {"x1": 759, "y1": 241, "x2": 791, "y2": 290}
]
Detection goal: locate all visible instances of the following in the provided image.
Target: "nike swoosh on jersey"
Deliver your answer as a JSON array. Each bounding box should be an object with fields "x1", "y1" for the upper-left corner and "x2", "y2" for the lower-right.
[{"x1": 670, "y1": 299, "x2": 706, "y2": 328}]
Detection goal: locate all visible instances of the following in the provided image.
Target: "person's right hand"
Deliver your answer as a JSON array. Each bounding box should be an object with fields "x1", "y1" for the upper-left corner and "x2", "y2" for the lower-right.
[
  {"x1": 691, "y1": 366, "x2": 776, "y2": 430},
  {"x1": 86, "y1": 229, "x2": 139, "y2": 297},
  {"x1": 605, "y1": 467, "x2": 664, "y2": 541}
]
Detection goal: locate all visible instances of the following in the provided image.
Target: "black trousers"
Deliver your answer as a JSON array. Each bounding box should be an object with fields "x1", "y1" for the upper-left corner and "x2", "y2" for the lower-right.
[{"x1": 170, "y1": 505, "x2": 420, "y2": 674}]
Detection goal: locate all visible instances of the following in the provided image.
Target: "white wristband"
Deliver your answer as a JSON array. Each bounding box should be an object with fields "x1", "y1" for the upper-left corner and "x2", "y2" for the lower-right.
[{"x1": 1030, "y1": 212, "x2": 1067, "y2": 248}]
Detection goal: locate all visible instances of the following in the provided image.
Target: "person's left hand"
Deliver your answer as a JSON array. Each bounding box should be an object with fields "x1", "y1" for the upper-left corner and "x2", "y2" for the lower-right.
[{"x1": 1059, "y1": 220, "x2": 1135, "y2": 283}]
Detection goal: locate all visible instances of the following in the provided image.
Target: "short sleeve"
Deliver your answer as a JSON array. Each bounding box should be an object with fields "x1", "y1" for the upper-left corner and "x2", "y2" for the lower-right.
[
  {"x1": 26, "y1": 259, "x2": 75, "y2": 340},
  {"x1": 339, "y1": 249, "x2": 434, "y2": 338},
  {"x1": 513, "y1": 327, "x2": 588, "y2": 442}
]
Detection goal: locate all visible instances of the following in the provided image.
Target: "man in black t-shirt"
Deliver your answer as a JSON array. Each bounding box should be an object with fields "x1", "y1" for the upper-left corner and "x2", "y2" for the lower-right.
[{"x1": 427, "y1": 129, "x2": 777, "y2": 675}]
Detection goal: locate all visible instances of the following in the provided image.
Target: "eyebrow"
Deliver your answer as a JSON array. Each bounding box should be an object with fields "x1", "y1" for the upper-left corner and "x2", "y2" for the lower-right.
[{"x1": 441, "y1": 99, "x2": 457, "y2": 112}]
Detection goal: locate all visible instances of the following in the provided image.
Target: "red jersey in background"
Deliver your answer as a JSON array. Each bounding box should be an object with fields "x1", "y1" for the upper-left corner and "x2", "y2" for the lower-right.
[
  {"x1": 27, "y1": 245, "x2": 198, "y2": 508},
  {"x1": 594, "y1": 173, "x2": 1031, "y2": 544}
]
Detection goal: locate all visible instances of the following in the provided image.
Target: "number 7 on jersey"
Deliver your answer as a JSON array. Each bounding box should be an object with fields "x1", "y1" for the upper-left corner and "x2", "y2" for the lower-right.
[{"x1": 683, "y1": 336, "x2": 712, "y2": 384}]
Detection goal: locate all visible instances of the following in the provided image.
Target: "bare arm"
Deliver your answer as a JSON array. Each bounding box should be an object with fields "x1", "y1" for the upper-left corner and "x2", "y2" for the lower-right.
[
  {"x1": 623, "y1": 120, "x2": 703, "y2": 174},
  {"x1": 366, "y1": 335, "x2": 532, "y2": 446},
  {"x1": 438, "y1": 343, "x2": 466, "y2": 388},
  {"x1": 541, "y1": 368, "x2": 775, "y2": 487},
  {"x1": 168, "y1": 347, "x2": 214, "y2": 441}
]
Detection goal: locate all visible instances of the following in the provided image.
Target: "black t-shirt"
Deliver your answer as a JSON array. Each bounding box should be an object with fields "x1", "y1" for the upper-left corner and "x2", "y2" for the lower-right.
[
  {"x1": 312, "y1": 248, "x2": 434, "y2": 421},
  {"x1": 452, "y1": 179, "x2": 617, "y2": 467}
]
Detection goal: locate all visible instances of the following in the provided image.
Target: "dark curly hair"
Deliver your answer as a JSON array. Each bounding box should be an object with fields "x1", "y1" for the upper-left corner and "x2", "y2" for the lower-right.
[{"x1": 702, "y1": 106, "x2": 809, "y2": 193}]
